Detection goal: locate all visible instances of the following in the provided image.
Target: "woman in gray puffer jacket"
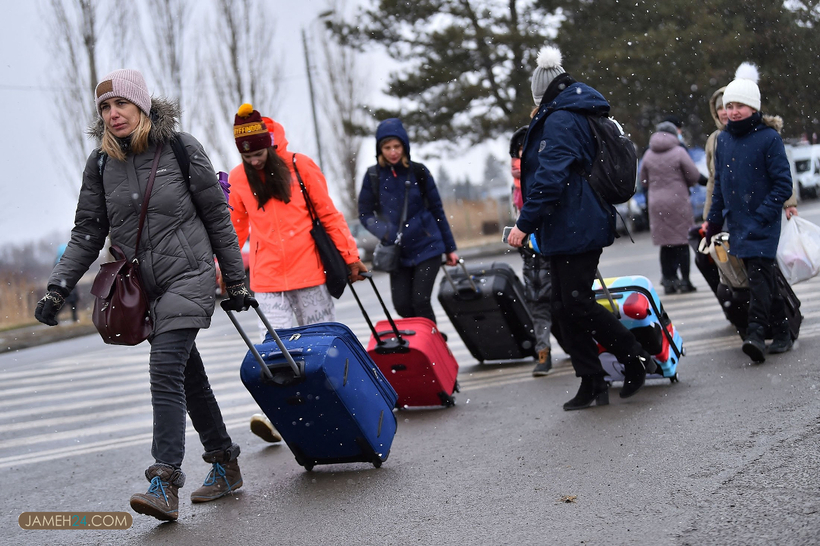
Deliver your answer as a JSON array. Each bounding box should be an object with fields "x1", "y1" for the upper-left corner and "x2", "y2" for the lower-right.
[{"x1": 34, "y1": 70, "x2": 255, "y2": 522}]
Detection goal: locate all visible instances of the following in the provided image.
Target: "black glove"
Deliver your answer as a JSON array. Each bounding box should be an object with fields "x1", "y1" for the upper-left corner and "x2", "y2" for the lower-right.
[
  {"x1": 221, "y1": 282, "x2": 257, "y2": 312},
  {"x1": 703, "y1": 222, "x2": 721, "y2": 246},
  {"x1": 34, "y1": 289, "x2": 66, "y2": 326}
]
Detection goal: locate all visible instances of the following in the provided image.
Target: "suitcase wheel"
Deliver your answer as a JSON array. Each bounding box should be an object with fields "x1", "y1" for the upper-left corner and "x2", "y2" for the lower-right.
[
  {"x1": 669, "y1": 373, "x2": 679, "y2": 384},
  {"x1": 438, "y1": 391, "x2": 456, "y2": 407},
  {"x1": 372, "y1": 458, "x2": 382, "y2": 469},
  {"x1": 292, "y1": 447, "x2": 315, "y2": 471}
]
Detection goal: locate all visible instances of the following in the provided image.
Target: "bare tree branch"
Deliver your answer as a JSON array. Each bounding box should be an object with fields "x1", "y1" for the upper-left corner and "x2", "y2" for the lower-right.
[
  {"x1": 191, "y1": 0, "x2": 281, "y2": 171},
  {"x1": 140, "y1": 0, "x2": 190, "y2": 128},
  {"x1": 42, "y1": 0, "x2": 101, "y2": 195},
  {"x1": 314, "y1": 0, "x2": 370, "y2": 216}
]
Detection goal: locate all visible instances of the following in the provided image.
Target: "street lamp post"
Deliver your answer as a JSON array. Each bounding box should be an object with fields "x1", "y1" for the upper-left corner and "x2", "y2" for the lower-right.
[{"x1": 302, "y1": 28, "x2": 325, "y2": 173}]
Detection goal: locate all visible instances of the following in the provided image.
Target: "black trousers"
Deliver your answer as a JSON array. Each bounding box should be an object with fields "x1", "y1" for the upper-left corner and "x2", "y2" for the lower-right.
[
  {"x1": 551, "y1": 249, "x2": 645, "y2": 377},
  {"x1": 745, "y1": 257, "x2": 786, "y2": 334},
  {"x1": 390, "y1": 255, "x2": 441, "y2": 323},
  {"x1": 659, "y1": 245, "x2": 690, "y2": 281}
]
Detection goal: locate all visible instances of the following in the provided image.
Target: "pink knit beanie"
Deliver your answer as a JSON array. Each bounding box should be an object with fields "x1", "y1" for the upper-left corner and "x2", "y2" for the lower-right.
[{"x1": 94, "y1": 69, "x2": 152, "y2": 116}]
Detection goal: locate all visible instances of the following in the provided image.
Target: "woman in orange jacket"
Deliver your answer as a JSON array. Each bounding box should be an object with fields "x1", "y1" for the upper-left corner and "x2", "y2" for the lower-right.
[{"x1": 228, "y1": 103, "x2": 366, "y2": 442}]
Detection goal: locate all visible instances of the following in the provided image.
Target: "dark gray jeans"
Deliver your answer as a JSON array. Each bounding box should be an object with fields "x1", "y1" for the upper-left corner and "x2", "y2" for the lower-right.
[{"x1": 148, "y1": 328, "x2": 232, "y2": 469}]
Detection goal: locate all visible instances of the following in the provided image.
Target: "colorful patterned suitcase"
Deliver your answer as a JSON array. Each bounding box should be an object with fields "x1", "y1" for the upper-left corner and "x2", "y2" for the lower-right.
[{"x1": 592, "y1": 275, "x2": 684, "y2": 383}]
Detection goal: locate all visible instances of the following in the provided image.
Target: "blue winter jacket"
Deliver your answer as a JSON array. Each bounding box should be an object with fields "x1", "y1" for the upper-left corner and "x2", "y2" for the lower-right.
[
  {"x1": 706, "y1": 113, "x2": 793, "y2": 259},
  {"x1": 359, "y1": 118, "x2": 457, "y2": 267},
  {"x1": 516, "y1": 82, "x2": 616, "y2": 256}
]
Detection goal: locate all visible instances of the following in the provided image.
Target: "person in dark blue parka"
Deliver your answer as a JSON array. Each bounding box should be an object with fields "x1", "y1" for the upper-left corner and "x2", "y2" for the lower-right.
[
  {"x1": 359, "y1": 118, "x2": 458, "y2": 324},
  {"x1": 506, "y1": 46, "x2": 657, "y2": 410},
  {"x1": 704, "y1": 74, "x2": 795, "y2": 362}
]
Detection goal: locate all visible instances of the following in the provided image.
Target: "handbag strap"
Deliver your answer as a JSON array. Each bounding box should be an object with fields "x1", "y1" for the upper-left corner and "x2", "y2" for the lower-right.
[
  {"x1": 292, "y1": 154, "x2": 319, "y2": 224},
  {"x1": 395, "y1": 181, "x2": 411, "y2": 245},
  {"x1": 133, "y1": 143, "x2": 164, "y2": 262}
]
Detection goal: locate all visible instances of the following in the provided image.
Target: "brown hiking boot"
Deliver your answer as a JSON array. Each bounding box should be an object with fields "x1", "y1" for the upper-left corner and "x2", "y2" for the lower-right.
[
  {"x1": 130, "y1": 464, "x2": 185, "y2": 522},
  {"x1": 190, "y1": 444, "x2": 243, "y2": 503}
]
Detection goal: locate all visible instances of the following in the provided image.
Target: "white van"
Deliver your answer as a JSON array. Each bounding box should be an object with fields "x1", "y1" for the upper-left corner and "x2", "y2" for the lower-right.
[{"x1": 786, "y1": 144, "x2": 820, "y2": 199}]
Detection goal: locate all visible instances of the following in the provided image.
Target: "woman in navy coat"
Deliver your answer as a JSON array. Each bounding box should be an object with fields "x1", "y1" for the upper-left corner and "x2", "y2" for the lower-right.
[
  {"x1": 705, "y1": 74, "x2": 794, "y2": 362},
  {"x1": 359, "y1": 118, "x2": 458, "y2": 324}
]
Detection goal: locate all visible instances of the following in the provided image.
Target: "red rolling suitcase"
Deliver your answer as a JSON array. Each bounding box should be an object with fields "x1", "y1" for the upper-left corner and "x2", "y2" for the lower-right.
[{"x1": 349, "y1": 273, "x2": 459, "y2": 408}]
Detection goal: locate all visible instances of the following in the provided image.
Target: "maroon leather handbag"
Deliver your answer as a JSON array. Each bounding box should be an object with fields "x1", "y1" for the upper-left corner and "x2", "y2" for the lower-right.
[{"x1": 91, "y1": 144, "x2": 163, "y2": 345}]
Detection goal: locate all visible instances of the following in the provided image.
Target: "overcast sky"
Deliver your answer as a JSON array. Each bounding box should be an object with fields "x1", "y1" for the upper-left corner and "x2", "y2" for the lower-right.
[{"x1": 0, "y1": 1, "x2": 502, "y2": 250}]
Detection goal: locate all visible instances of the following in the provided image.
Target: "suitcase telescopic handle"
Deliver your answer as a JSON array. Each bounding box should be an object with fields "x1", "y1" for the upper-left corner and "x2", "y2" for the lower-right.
[
  {"x1": 440, "y1": 258, "x2": 478, "y2": 293},
  {"x1": 222, "y1": 301, "x2": 301, "y2": 379},
  {"x1": 595, "y1": 268, "x2": 621, "y2": 320},
  {"x1": 347, "y1": 272, "x2": 405, "y2": 346}
]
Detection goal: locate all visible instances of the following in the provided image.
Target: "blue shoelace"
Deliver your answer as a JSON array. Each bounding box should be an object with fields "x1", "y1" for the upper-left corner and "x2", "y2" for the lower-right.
[
  {"x1": 146, "y1": 476, "x2": 169, "y2": 505},
  {"x1": 203, "y1": 463, "x2": 228, "y2": 488}
]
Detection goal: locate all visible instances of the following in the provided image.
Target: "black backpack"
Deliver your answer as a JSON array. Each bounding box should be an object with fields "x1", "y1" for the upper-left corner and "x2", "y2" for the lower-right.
[{"x1": 578, "y1": 115, "x2": 638, "y2": 205}]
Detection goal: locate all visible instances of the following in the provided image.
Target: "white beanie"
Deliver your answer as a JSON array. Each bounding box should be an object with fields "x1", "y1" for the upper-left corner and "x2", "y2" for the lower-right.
[
  {"x1": 722, "y1": 62, "x2": 761, "y2": 111},
  {"x1": 531, "y1": 45, "x2": 565, "y2": 106},
  {"x1": 95, "y1": 69, "x2": 152, "y2": 116}
]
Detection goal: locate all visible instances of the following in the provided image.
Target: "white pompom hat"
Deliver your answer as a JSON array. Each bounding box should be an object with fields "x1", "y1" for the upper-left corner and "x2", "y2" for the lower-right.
[
  {"x1": 722, "y1": 62, "x2": 761, "y2": 111},
  {"x1": 531, "y1": 45, "x2": 565, "y2": 106}
]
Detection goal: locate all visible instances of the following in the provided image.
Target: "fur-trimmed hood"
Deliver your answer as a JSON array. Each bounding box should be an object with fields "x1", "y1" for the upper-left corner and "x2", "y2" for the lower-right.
[
  {"x1": 709, "y1": 86, "x2": 727, "y2": 131},
  {"x1": 87, "y1": 97, "x2": 180, "y2": 143},
  {"x1": 762, "y1": 114, "x2": 783, "y2": 134}
]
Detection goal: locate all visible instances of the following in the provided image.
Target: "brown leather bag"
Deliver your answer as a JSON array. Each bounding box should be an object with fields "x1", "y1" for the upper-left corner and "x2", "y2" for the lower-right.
[{"x1": 91, "y1": 144, "x2": 163, "y2": 345}]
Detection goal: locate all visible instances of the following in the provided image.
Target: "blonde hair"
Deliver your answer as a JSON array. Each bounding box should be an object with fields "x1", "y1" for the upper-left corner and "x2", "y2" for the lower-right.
[
  {"x1": 100, "y1": 111, "x2": 152, "y2": 161},
  {"x1": 377, "y1": 154, "x2": 410, "y2": 168}
]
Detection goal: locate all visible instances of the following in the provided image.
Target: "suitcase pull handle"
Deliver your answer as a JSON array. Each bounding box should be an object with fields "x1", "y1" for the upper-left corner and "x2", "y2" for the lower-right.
[
  {"x1": 348, "y1": 272, "x2": 408, "y2": 349},
  {"x1": 223, "y1": 303, "x2": 303, "y2": 380},
  {"x1": 441, "y1": 258, "x2": 478, "y2": 295},
  {"x1": 594, "y1": 268, "x2": 621, "y2": 320}
]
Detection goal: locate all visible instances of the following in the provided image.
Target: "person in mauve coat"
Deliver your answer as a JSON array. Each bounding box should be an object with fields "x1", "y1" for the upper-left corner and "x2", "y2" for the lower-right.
[
  {"x1": 34, "y1": 69, "x2": 254, "y2": 522},
  {"x1": 639, "y1": 121, "x2": 703, "y2": 295}
]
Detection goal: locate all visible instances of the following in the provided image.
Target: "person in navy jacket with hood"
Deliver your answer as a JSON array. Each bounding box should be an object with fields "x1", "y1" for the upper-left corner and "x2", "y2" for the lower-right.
[
  {"x1": 507, "y1": 46, "x2": 657, "y2": 410},
  {"x1": 704, "y1": 71, "x2": 795, "y2": 363},
  {"x1": 359, "y1": 118, "x2": 458, "y2": 325}
]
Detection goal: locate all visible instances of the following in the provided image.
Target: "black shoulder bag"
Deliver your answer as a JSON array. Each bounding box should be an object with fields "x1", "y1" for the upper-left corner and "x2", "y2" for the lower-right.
[
  {"x1": 292, "y1": 154, "x2": 349, "y2": 299},
  {"x1": 371, "y1": 180, "x2": 411, "y2": 273}
]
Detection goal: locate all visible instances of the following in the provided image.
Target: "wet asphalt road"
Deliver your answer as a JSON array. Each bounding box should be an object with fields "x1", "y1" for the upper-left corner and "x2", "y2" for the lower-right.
[{"x1": 2, "y1": 205, "x2": 820, "y2": 545}]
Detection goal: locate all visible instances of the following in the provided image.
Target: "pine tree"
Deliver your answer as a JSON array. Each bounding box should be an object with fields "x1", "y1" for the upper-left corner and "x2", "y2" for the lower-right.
[
  {"x1": 333, "y1": 0, "x2": 565, "y2": 145},
  {"x1": 557, "y1": 0, "x2": 820, "y2": 147}
]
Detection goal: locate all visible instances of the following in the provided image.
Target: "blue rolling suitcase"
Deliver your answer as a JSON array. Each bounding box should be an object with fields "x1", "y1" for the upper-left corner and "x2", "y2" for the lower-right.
[
  {"x1": 592, "y1": 274, "x2": 685, "y2": 384},
  {"x1": 226, "y1": 304, "x2": 398, "y2": 471}
]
